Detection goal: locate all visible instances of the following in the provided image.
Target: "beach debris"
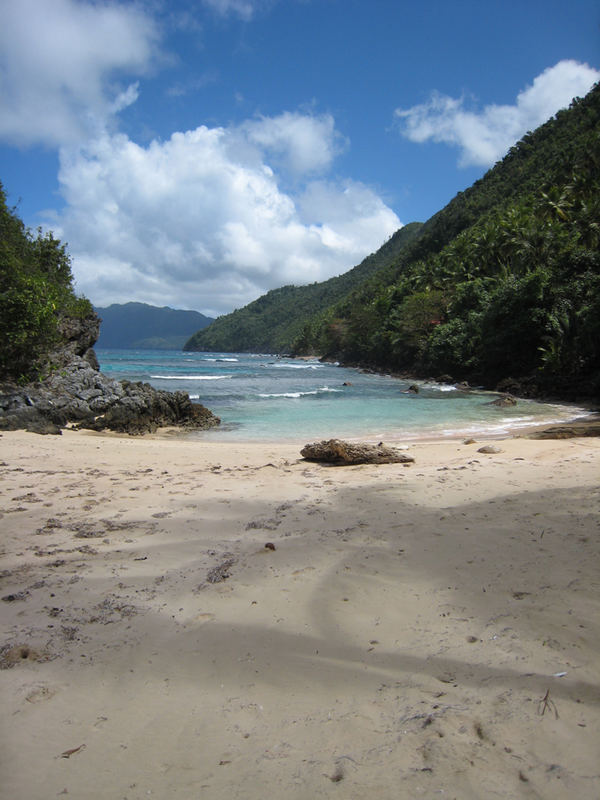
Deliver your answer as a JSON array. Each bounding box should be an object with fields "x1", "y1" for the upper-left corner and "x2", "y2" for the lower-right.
[
  {"x1": 538, "y1": 689, "x2": 559, "y2": 719},
  {"x1": 264, "y1": 542, "x2": 276, "y2": 551},
  {"x1": 89, "y1": 597, "x2": 139, "y2": 624},
  {"x1": 477, "y1": 444, "x2": 503, "y2": 454},
  {"x1": 206, "y1": 557, "x2": 237, "y2": 584},
  {"x1": 59, "y1": 744, "x2": 86, "y2": 759},
  {"x1": 11, "y1": 492, "x2": 42, "y2": 503},
  {"x1": 301, "y1": 439, "x2": 415, "y2": 465},
  {"x1": 36, "y1": 517, "x2": 63, "y2": 534},
  {"x1": 2, "y1": 590, "x2": 30, "y2": 602},
  {"x1": 246, "y1": 518, "x2": 280, "y2": 530}
]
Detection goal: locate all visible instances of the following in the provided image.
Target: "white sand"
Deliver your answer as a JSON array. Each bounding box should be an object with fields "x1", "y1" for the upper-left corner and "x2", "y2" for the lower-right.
[{"x1": 0, "y1": 429, "x2": 599, "y2": 799}]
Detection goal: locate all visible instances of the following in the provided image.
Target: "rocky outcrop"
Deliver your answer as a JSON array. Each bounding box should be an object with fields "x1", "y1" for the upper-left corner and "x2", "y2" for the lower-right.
[
  {"x1": 301, "y1": 439, "x2": 415, "y2": 465},
  {"x1": 484, "y1": 394, "x2": 517, "y2": 408},
  {"x1": 525, "y1": 420, "x2": 600, "y2": 439},
  {"x1": 0, "y1": 311, "x2": 220, "y2": 435},
  {"x1": 485, "y1": 394, "x2": 517, "y2": 407},
  {"x1": 56, "y1": 313, "x2": 100, "y2": 361}
]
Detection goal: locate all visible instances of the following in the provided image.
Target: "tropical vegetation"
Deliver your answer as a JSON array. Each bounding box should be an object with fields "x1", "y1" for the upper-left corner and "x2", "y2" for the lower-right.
[
  {"x1": 0, "y1": 183, "x2": 92, "y2": 383},
  {"x1": 183, "y1": 223, "x2": 423, "y2": 353},
  {"x1": 186, "y1": 83, "x2": 600, "y2": 398}
]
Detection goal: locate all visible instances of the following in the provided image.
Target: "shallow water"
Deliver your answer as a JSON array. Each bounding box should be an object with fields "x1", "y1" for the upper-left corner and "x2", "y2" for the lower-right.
[{"x1": 96, "y1": 349, "x2": 586, "y2": 442}]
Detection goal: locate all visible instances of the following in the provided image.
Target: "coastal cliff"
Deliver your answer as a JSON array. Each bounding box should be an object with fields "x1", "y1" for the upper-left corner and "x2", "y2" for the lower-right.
[
  {"x1": 0, "y1": 184, "x2": 219, "y2": 435},
  {"x1": 0, "y1": 308, "x2": 220, "y2": 435}
]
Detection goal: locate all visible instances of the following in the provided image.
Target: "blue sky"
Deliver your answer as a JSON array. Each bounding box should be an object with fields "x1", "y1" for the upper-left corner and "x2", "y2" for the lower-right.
[{"x1": 0, "y1": 0, "x2": 598, "y2": 317}]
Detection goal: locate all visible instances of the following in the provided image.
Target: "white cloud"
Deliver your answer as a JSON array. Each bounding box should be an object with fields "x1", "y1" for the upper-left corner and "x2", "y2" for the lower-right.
[
  {"x1": 1, "y1": 0, "x2": 399, "y2": 316},
  {"x1": 0, "y1": 0, "x2": 159, "y2": 147},
  {"x1": 242, "y1": 111, "x2": 345, "y2": 175},
  {"x1": 395, "y1": 60, "x2": 600, "y2": 167},
  {"x1": 56, "y1": 117, "x2": 400, "y2": 317}
]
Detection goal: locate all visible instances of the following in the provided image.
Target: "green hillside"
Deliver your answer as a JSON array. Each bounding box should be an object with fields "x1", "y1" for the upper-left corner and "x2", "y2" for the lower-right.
[
  {"x1": 0, "y1": 183, "x2": 93, "y2": 383},
  {"x1": 305, "y1": 84, "x2": 600, "y2": 397},
  {"x1": 183, "y1": 222, "x2": 423, "y2": 353},
  {"x1": 187, "y1": 83, "x2": 600, "y2": 399}
]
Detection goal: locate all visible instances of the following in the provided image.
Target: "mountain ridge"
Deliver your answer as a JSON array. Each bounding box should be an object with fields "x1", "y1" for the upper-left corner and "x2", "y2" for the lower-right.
[{"x1": 95, "y1": 302, "x2": 213, "y2": 350}]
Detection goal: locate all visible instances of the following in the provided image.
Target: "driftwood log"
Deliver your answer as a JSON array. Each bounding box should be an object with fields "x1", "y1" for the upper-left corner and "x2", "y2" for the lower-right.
[{"x1": 300, "y1": 439, "x2": 415, "y2": 465}]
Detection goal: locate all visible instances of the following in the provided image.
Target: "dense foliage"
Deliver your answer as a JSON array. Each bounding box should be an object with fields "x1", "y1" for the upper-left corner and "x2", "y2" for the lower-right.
[
  {"x1": 0, "y1": 183, "x2": 92, "y2": 382},
  {"x1": 186, "y1": 85, "x2": 600, "y2": 398},
  {"x1": 303, "y1": 84, "x2": 600, "y2": 397},
  {"x1": 183, "y1": 223, "x2": 423, "y2": 353},
  {"x1": 188, "y1": 82, "x2": 599, "y2": 398}
]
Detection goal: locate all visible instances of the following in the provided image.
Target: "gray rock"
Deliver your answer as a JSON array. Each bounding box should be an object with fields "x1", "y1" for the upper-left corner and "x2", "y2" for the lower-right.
[
  {"x1": 0, "y1": 311, "x2": 220, "y2": 435},
  {"x1": 485, "y1": 394, "x2": 517, "y2": 407},
  {"x1": 526, "y1": 421, "x2": 600, "y2": 439},
  {"x1": 477, "y1": 444, "x2": 503, "y2": 454}
]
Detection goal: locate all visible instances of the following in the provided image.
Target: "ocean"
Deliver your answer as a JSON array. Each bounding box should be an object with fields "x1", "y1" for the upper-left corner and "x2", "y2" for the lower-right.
[{"x1": 96, "y1": 349, "x2": 586, "y2": 442}]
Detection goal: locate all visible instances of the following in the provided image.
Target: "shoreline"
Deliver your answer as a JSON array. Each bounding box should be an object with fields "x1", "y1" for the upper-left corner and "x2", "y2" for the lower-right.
[
  {"x1": 177, "y1": 400, "x2": 599, "y2": 445},
  {"x1": 333, "y1": 355, "x2": 600, "y2": 408},
  {"x1": 1, "y1": 429, "x2": 599, "y2": 799},
  {"x1": 91, "y1": 350, "x2": 598, "y2": 445}
]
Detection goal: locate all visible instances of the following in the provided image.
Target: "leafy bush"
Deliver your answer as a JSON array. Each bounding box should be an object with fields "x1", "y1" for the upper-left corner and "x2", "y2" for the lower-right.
[{"x1": 0, "y1": 182, "x2": 92, "y2": 382}]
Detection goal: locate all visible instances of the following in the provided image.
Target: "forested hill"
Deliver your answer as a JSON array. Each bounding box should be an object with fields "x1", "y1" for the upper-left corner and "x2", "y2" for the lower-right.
[
  {"x1": 0, "y1": 183, "x2": 94, "y2": 383},
  {"x1": 95, "y1": 302, "x2": 213, "y2": 349},
  {"x1": 303, "y1": 82, "x2": 600, "y2": 398},
  {"x1": 186, "y1": 82, "x2": 600, "y2": 399},
  {"x1": 183, "y1": 222, "x2": 423, "y2": 353}
]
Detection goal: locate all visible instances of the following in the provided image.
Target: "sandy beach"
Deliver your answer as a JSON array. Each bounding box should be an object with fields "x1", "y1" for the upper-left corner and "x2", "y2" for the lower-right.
[{"x1": 1, "y1": 428, "x2": 599, "y2": 799}]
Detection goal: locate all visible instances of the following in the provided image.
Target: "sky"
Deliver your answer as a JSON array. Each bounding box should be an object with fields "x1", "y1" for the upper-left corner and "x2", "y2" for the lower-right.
[{"x1": 0, "y1": 0, "x2": 598, "y2": 318}]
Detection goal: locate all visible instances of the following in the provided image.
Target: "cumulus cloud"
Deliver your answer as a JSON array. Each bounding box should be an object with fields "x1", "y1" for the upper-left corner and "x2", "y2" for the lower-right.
[
  {"x1": 1, "y1": 0, "x2": 399, "y2": 316},
  {"x1": 56, "y1": 118, "x2": 400, "y2": 316},
  {"x1": 242, "y1": 111, "x2": 345, "y2": 175},
  {"x1": 395, "y1": 60, "x2": 600, "y2": 167},
  {"x1": 0, "y1": 0, "x2": 159, "y2": 147}
]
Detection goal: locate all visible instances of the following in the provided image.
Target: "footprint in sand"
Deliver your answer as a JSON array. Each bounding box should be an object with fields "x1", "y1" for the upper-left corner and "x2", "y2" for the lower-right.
[
  {"x1": 192, "y1": 612, "x2": 216, "y2": 624},
  {"x1": 292, "y1": 566, "x2": 316, "y2": 576},
  {"x1": 24, "y1": 684, "x2": 57, "y2": 703}
]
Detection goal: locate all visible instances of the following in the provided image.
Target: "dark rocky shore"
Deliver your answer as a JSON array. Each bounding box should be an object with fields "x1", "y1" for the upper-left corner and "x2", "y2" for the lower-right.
[{"x1": 0, "y1": 312, "x2": 220, "y2": 435}]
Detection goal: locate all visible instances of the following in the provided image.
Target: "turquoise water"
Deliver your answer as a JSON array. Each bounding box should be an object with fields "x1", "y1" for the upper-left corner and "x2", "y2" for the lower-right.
[{"x1": 96, "y1": 349, "x2": 586, "y2": 442}]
